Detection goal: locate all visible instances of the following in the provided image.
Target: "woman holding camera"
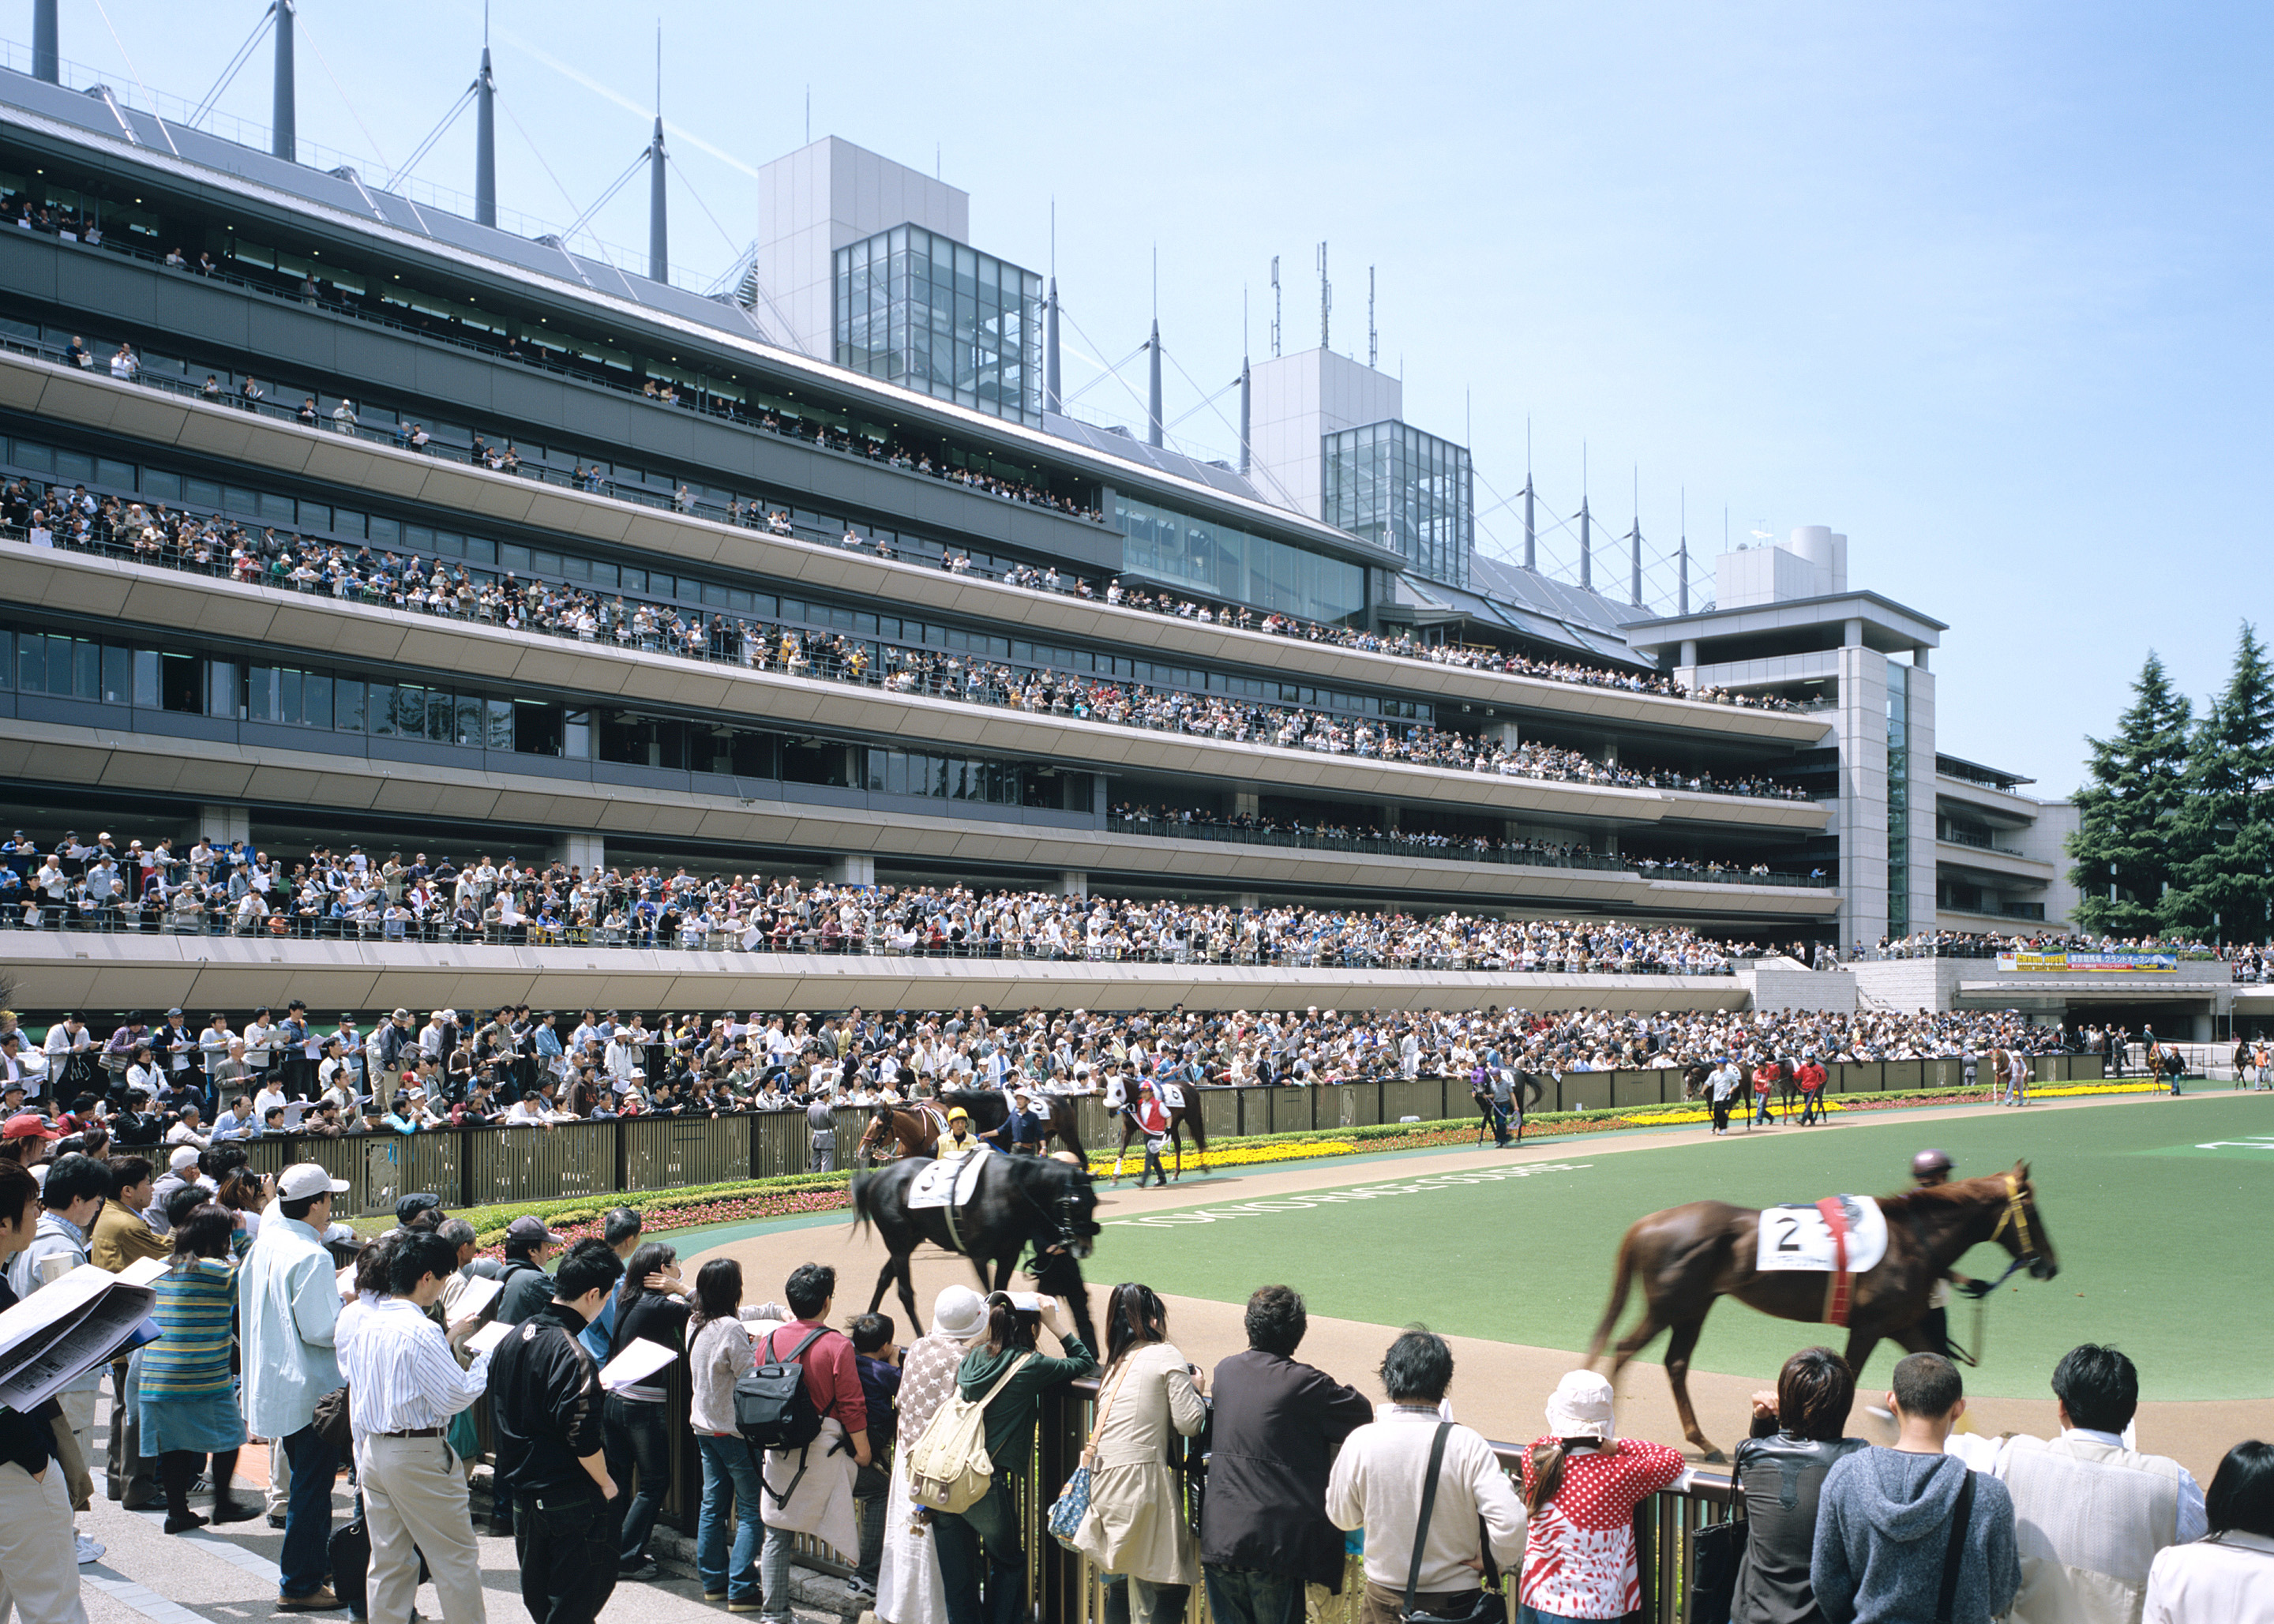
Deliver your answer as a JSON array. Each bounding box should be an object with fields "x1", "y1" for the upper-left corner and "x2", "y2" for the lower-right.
[
  {"x1": 1071, "y1": 1283, "x2": 1208, "y2": 1624},
  {"x1": 933, "y1": 1291, "x2": 1096, "y2": 1624}
]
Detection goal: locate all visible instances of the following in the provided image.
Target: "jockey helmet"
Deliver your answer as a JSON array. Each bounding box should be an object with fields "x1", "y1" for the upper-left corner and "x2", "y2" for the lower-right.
[
  {"x1": 946, "y1": 1106, "x2": 970, "y2": 1123},
  {"x1": 1911, "y1": 1148, "x2": 1953, "y2": 1183}
]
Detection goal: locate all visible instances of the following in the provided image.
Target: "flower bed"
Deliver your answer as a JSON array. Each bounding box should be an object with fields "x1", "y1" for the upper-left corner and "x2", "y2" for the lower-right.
[{"x1": 1094, "y1": 1138, "x2": 1357, "y2": 1179}]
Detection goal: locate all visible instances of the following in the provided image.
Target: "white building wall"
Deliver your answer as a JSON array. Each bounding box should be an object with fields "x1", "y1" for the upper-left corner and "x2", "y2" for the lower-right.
[
  {"x1": 2015, "y1": 800, "x2": 2081, "y2": 927},
  {"x1": 749, "y1": 137, "x2": 970, "y2": 359},
  {"x1": 1838, "y1": 644, "x2": 1889, "y2": 949},
  {"x1": 1904, "y1": 663, "x2": 1939, "y2": 939},
  {"x1": 1246, "y1": 348, "x2": 1402, "y2": 518}
]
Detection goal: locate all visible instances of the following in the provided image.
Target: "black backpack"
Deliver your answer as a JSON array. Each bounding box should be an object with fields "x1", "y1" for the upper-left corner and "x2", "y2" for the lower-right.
[{"x1": 734, "y1": 1326, "x2": 829, "y2": 1452}]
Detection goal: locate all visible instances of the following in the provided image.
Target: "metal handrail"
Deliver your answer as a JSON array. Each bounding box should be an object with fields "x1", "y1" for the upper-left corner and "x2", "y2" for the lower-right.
[{"x1": 0, "y1": 527, "x2": 1821, "y2": 811}]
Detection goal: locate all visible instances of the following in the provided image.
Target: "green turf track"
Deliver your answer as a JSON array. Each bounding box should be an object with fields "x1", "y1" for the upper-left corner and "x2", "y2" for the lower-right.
[{"x1": 1084, "y1": 1095, "x2": 2274, "y2": 1401}]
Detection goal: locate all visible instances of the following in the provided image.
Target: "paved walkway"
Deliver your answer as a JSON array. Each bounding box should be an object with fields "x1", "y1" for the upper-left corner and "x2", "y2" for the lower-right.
[{"x1": 73, "y1": 1397, "x2": 841, "y2": 1624}]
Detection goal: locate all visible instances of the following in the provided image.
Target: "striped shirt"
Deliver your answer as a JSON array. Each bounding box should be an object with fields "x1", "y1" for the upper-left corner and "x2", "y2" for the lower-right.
[
  {"x1": 141, "y1": 1257, "x2": 239, "y2": 1399},
  {"x1": 338, "y1": 1296, "x2": 491, "y2": 1436}
]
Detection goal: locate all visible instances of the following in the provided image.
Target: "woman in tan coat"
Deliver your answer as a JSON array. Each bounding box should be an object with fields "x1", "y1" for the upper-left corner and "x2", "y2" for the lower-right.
[{"x1": 1072, "y1": 1283, "x2": 1209, "y2": 1624}]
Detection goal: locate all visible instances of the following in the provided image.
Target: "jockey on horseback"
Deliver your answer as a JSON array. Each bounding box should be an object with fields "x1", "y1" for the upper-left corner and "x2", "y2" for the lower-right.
[
  {"x1": 1910, "y1": 1148, "x2": 1987, "y2": 1363},
  {"x1": 936, "y1": 1105, "x2": 981, "y2": 1163}
]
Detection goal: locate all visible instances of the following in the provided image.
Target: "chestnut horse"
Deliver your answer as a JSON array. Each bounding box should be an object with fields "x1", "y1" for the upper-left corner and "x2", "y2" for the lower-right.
[
  {"x1": 855, "y1": 1092, "x2": 1089, "y2": 1168},
  {"x1": 1585, "y1": 1163, "x2": 2057, "y2": 1457}
]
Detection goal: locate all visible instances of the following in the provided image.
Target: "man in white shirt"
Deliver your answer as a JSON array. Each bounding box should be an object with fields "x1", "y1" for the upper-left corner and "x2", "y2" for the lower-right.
[
  {"x1": 242, "y1": 1162, "x2": 351, "y2": 1611},
  {"x1": 1945, "y1": 1344, "x2": 2203, "y2": 1624},
  {"x1": 1326, "y1": 1329, "x2": 1525, "y2": 1615},
  {"x1": 338, "y1": 1231, "x2": 492, "y2": 1624}
]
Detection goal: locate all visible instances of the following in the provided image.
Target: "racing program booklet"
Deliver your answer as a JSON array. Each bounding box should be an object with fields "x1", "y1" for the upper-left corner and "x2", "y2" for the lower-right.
[{"x1": 0, "y1": 1263, "x2": 159, "y2": 1411}]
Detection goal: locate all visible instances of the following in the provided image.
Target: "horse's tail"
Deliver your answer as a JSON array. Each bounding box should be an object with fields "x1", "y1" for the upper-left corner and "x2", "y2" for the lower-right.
[
  {"x1": 848, "y1": 1167, "x2": 883, "y2": 1240},
  {"x1": 1585, "y1": 1230, "x2": 1638, "y2": 1368}
]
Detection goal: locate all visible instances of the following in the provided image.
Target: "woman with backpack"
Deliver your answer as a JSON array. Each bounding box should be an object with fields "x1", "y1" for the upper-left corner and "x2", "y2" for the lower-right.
[
  {"x1": 1516, "y1": 1370, "x2": 1683, "y2": 1621},
  {"x1": 688, "y1": 1258, "x2": 778, "y2": 1614},
  {"x1": 929, "y1": 1290, "x2": 1096, "y2": 1624},
  {"x1": 877, "y1": 1285, "x2": 989, "y2": 1624},
  {"x1": 1071, "y1": 1283, "x2": 1208, "y2": 1624},
  {"x1": 603, "y1": 1241, "x2": 692, "y2": 1578}
]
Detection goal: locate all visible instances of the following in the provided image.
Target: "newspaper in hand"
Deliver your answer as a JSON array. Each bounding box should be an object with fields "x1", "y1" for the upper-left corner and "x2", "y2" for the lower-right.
[
  {"x1": 0, "y1": 1263, "x2": 159, "y2": 1411},
  {"x1": 597, "y1": 1336, "x2": 677, "y2": 1393}
]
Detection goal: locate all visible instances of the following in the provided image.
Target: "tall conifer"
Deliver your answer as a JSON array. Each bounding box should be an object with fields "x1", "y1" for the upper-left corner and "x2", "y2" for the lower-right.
[{"x1": 2066, "y1": 653, "x2": 2193, "y2": 934}]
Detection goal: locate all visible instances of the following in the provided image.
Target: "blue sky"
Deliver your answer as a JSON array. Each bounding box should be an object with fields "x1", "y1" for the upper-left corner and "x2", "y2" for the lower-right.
[{"x1": 35, "y1": 2, "x2": 2272, "y2": 791}]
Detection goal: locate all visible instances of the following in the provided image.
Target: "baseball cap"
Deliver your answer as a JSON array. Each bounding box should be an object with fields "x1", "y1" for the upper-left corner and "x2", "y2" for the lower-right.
[
  {"x1": 1, "y1": 1113, "x2": 57, "y2": 1142},
  {"x1": 276, "y1": 1163, "x2": 351, "y2": 1200},
  {"x1": 396, "y1": 1193, "x2": 444, "y2": 1226},
  {"x1": 505, "y1": 1215, "x2": 566, "y2": 1247},
  {"x1": 167, "y1": 1146, "x2": 201, "y2": 1172}
]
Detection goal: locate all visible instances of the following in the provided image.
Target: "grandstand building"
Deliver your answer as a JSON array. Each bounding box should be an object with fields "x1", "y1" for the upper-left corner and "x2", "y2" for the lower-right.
[{"x1": 0, "y1": 31, "x2": 2077, "y2": 1014}]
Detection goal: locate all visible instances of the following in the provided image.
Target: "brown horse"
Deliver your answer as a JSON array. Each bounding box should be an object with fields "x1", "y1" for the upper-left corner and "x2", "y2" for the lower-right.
[
  {"x1": 1585, "y1": 1164, "x2": 2057, "y2": 1457},
  {"x1": 855, "y1": 1093, "x2": 1089, "y2": 1168}
]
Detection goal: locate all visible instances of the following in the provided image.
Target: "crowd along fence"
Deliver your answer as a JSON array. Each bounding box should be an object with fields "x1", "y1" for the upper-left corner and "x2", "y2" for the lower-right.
[
  {"x1": 452, "y1": 1369, "x2": 1736, "y2": 1624},
  {"x1": 231, "y1": 1056, "x2": 2108, "y2": 1219}
]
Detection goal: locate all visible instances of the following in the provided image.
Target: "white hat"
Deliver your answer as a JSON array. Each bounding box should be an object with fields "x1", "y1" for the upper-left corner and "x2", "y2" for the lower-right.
[
  {"x1": 277, "y1": 1162, "x2": 351, "y2": 1201},
  {"x1": 167, "y1": 1146, "x2": 200, "y2": 1172},
  {"x1": 931, "y1": 1284, "x2": 988, "y2": 1341},
  {"x1": 1544, "y1": 1370, "x2": 1617, "y2": 1441}
]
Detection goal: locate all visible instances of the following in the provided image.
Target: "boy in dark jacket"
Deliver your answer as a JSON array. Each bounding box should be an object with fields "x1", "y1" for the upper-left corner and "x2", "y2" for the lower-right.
[
  {"x1": 1200, "y1": 1285, "x2": 1374, "y2": 1624},
  {"x1": 848, "y1": 1314, "x2": 902, "y2": 1599}
]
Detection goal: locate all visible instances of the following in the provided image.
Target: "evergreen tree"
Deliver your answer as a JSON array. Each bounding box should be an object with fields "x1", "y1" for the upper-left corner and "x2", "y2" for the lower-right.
[
  {"x1": 2066, "y1": 652, "x2": 2193, "y2": 935},
  {"x1": 2158, "y1": 624, "x2": 2274, "y2": 943}
]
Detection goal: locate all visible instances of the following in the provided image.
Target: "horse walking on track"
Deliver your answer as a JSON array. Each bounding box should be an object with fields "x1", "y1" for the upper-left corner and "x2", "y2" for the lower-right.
[
  {"x1": 850, "y1": 1153, "x2": 1101, "y2": 1347},
  {"x1": 854, "y1": 1090, "x2": 1089, "y2": 1168},
  {"x1": 1102, "y1": 1075, "x2": 1209, "y2": 1183},
  {"x1": 1585, "y1": 1163, "x2": 2057, "y2": 1457}
]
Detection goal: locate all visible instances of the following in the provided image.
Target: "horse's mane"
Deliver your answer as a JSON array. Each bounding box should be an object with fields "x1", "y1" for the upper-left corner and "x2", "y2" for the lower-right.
[{"x1": 1880, "y1": 1172, "x2": 2021, "y2": 1214}]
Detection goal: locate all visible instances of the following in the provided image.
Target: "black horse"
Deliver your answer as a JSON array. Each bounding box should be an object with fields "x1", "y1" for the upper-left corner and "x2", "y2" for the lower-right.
[{"x1": 850, "y1": 1153, "x2": 1102, "y2": 1347}]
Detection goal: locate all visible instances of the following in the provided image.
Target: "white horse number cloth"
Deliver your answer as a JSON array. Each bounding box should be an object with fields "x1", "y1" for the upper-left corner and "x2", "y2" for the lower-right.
[
  {"x1": 910, "y1": 1156, "x2": 989, "y2": 1210},
  {"x1": 1755, "y1": 1196, "x2": 1889, "y2": 1274}
]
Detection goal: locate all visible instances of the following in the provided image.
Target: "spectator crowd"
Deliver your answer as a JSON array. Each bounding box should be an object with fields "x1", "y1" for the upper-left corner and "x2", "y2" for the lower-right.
[
  {"x1": 0, "y1": 993, "x2": 2086, "y2": 1153},
  {"x1": 0, "y1": 830, "x2": 1795, "y2": 958},
  {"x1": 6, "y1": 474, "x2": 1810, "y2": 806}
]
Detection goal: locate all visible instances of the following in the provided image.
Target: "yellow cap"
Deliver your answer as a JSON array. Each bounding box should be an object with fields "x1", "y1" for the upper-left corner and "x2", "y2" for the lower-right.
[{"x1": 947, "y1": 1107, "x2": 970, "y2": 1122}]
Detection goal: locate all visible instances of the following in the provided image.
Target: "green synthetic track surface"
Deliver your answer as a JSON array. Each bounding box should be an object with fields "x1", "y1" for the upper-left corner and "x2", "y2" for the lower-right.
[{"x1": 1083, "y1": 1096, "x2": 2274, "y2": 1401}]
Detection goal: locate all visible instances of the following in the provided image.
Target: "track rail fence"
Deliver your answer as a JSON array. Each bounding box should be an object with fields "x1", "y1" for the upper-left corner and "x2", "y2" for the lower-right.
[{"x1": 195, "y1": 1054, "x2": 2109, "y2": 1221}]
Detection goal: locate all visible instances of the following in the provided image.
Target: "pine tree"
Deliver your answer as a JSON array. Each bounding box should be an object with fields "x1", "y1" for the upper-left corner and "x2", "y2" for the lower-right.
[
  {"x1": 2066, "y1": 652, "x2": 2193, "y2": 935},
  {"x1": 2158, "y1": 624, "x2": 2274, "y2": 943}
]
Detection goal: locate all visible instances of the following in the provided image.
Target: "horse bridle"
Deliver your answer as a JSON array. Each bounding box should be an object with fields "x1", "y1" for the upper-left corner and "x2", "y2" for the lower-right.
[{"x1": 1982, "y1": 1172, "x2": 2042, "y2": 1284}]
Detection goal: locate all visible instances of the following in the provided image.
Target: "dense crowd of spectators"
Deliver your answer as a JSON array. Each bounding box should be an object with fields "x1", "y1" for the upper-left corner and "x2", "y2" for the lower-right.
[
  {"x1": 1, "y1": 996, "x2": 2088, "y2": 1150},
  {"x1": 6, "y1": 479, "x2": 1809, "y2": 803},
  {"x1": 1863, "y1": 928, "x2": 2237, "y2": 961},
  {"x1": 1110, "y1": 803, "x2": 1822, "y2": 883},
  {"x1": 0, "y1": 830, "x2": 1777, "y2": 970}
]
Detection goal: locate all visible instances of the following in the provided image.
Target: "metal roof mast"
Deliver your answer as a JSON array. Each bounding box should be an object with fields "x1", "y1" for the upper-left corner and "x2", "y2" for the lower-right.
[
  {"x1": 32, "y1": 0, "x2": 57, "y2": 83},
  {"x1": 272, "y1": 0, "x2": 295, "y2": 161}
]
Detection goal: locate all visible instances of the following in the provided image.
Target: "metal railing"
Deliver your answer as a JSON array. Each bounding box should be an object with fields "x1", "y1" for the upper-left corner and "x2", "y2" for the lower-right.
[
  {"x1": 1105, "y1": 817, "x2": 1832, "y2": 889},
  {"x1": 0, "y1": 525, "x2": 1822, "y2": 813},
  {"x1": 2, "y1": 285, "x2": 1818, "y2": 716}
]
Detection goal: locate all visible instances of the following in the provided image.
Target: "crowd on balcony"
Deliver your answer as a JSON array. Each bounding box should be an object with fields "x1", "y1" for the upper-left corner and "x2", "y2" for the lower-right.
[
  {"x1": 1861, "y1": 928, "x2": 2239, "y2": 962},
  {"x1": 4, "y1": 480, "x2": 1814, "y2": 805},
  {"x1": 22, "y1": 316, "x2": 1825, "y2": 723},
  {"x1": 0, "y1": 829, "x2": 1781, "y2": 973},
  {"x1": 1109, "y1": 804, "x2": 1821, "y2": 886},
  {"x1": 1101, "y1": 582, "x2": 1805, "y2": 711}
]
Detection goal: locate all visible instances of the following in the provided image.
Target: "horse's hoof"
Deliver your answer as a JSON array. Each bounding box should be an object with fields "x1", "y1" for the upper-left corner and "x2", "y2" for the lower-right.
[{"x1": 1698, "y1": 1446, "x2": 1728, "y2": 1465}]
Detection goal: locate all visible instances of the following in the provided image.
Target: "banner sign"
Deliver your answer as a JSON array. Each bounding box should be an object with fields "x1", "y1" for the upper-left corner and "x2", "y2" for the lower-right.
[{"x1": 1995, "y1": 951, "x2": 2178, "y2": 973}]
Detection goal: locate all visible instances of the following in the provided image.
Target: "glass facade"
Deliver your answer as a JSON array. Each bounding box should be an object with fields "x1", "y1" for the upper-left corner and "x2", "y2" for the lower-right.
[
  {"x1": 835, "y1": 225, "x2": 1043, "y2": 425},
  {"x1": 1322, "y1": 420, "x2": 1473, "y2": 589},
  {"x1": 1886, "y1": 662, "x2": 1909, "y2": 936},
  {"x1": 1109, "y1": 491, "x2": 1369, "y2": 627}
]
